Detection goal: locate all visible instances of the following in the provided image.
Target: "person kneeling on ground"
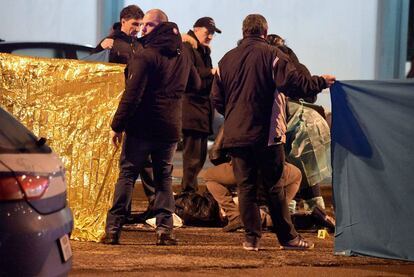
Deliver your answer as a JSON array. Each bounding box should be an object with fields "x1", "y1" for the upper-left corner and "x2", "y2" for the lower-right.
[
  {"x1": 206, "y1": 126, "x2": 335, "y2": 233},
  {"x1": 205, "y1": 159, "x2": 301, "y2": 232}
]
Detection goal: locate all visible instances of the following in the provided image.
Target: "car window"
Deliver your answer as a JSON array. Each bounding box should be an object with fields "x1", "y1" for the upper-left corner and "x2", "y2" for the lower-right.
[
  {"x1": 11, "y1": 48, "x2": 64, "y2": 59},
  {"x1": 0, "y1": 109, "x2": 51, "y2": 154}
]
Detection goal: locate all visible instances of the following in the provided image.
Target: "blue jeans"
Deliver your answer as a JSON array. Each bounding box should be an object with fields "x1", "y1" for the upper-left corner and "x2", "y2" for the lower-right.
[{"x1": 105, "y1": 134, "x2": 177, "y2": 235}]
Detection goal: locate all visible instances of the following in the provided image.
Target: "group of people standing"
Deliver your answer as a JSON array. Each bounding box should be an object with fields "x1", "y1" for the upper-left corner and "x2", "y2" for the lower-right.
[{"x1": 98, "y1": 4, "x2": 336, "y2": 251}]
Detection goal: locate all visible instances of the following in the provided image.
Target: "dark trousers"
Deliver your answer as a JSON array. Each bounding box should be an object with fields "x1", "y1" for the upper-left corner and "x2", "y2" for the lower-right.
[
  {"x1": 125, "y1": 158, "x2": 155, "y2": 218},
  {"x1": 140, "y1": 161, "x2": 155, "y2": 203},
  {"x1": 230, "y1": 144, "x2": 298, "y2": 244},
  {"x1": 105, "y1": 134, "x2": 177, "y2": 235},
  {"x1": 181, "y1": 130, "x2": 208, "y2": 193}
]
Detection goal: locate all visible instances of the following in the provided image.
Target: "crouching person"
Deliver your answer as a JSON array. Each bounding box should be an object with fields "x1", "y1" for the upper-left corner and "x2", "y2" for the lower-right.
[
  {"x1": 205, "y1": 160, "x2": 301, "y2": 232},
  {"x1": 206, "y1": 125, "x2": 300, "y2": 232}
]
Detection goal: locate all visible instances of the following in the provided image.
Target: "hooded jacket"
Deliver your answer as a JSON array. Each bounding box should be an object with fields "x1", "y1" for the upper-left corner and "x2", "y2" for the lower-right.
[
  {"x1": 94, "y1": 29, "x2": 141, "y2": 65},
  {"x1": 111, "y1": 22, "x2": 201, "y2": 142},
  {"x1": 181, "y1": 30, "x2": 214, "y2": 134},
  {"x1": 211, "y1": 36, "x2": 327, "y2": 148}
]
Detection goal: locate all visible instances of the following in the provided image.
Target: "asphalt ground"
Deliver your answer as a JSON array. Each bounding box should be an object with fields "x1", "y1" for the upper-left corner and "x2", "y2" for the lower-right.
[
  {"x1": 70, "y1": 151, "x2": 414, "y2": 276},
  {"x1": 70, "y1": 225, "x2": 414, "y2": 276}
]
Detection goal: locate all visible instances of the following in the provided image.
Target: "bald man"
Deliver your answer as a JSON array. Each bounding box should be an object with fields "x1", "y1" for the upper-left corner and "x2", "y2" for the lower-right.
[
  {"x1": 141, "y1": 9, "x2": 168, "y2": 36},
  {"x1": 103, "y1": 9, "x2": 200, "y2": 245}
]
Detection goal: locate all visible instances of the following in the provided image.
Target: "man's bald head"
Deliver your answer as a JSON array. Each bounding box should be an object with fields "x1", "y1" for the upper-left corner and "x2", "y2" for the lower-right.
[
  {"x1": 147, "y1": 9, "x2": 168, "y2": 22},
  {"x1": 141, "y1": 9, "x2": 169, "y2": 36}
]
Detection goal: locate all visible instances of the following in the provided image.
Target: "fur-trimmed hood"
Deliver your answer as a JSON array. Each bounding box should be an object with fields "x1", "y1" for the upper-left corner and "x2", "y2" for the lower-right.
[
  {"x1": 181, "y1": 32, "x2": 198, "y2": 49},
  {"x1": 182, "y1": 30, "x2": 211, "y2": 55}
]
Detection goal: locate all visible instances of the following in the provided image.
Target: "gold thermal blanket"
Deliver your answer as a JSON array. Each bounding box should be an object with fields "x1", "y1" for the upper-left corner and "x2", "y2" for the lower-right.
[{"x1": 0, "y1": 53, "x2": 125, "y2": 241}]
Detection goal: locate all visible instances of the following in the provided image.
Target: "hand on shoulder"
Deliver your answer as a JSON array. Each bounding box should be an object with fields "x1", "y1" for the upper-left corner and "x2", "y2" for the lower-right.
[{"x1": 101, "y1": 38, "x2": 114, "y2": 50}]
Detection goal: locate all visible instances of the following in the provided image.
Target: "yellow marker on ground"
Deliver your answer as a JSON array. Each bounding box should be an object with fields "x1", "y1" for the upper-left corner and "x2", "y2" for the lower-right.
[{"x1": 317, "y1": 229, "x2": 329, "y2": 239}]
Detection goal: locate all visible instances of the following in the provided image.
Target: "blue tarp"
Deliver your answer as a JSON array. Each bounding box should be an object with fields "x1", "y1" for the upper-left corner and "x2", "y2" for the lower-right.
[{"x1": 331, "y1": 80, "x2": 414, "y2": 261}]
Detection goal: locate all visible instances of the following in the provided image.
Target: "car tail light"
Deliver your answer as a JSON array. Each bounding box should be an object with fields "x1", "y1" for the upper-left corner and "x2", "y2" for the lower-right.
[{"x1": 0, "y1": 175, "x2": 49, "y2": 201}]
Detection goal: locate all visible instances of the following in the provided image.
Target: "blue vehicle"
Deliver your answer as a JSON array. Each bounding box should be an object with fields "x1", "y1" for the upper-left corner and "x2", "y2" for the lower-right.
[{"x1": 0, "y1": 107, "x2": 73, "y2": 276}]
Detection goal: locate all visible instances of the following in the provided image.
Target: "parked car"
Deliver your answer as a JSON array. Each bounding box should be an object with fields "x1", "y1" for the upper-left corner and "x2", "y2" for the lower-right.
[
  {"x1": 0, "y1": 107, "x2": 73, "y2": 276},
  {"x1": 0, "y1": 41, "x2": 93, "y2": 59}
]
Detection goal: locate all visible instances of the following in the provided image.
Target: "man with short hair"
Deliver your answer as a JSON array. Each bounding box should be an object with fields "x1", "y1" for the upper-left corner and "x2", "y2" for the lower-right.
[
  {"x1": 94, "y1": 5, "x2": 144, "y2": 68},
  {"x1": 93, "y1": 5, "x2": 157, "y2": 224},
  {"x1": 211, "y1": 14, "x2": 335, "y2": 251},
  {"x1": 180, "y1": 17, "x2": 221, "y2": 194},
  {"x1": 103, "y1": 9, "x2": 200, "y2": 245}
]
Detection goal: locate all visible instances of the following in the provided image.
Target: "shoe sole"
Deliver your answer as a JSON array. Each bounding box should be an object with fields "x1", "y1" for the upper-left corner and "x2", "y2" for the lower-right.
[
  {"x1": 243, "y1": 246, "x2": 259, "y2": 251},
  {"x1": 243, "y1": 243, "x2": 259, "y2": 251},
  {"x1": 280, "y1": 244, "x2": 315, "y2": 250}
]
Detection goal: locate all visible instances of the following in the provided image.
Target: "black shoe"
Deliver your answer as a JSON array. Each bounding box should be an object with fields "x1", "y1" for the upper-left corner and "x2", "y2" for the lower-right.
[
  {"x1": 222, "y1": 217, "x2": 243, "y2": 232},
  {"x1": 125, "y1": 215, "x2": 136, "y2": 225},
  {"x1": 125, "y1": 202, "x2": 155, "y2": 224},
  {"x1": 133, "y1": 208, "x2": 155, "y2": 224},
  {"x1": 311, "y1": 206, "x2": 335, "y2": 233},
  {"x1": 156, "y1": 233, "x2": 178, "y2": 246},
  {"x1": 102, "y1": 233, "x2": 120, "y2": 245}
]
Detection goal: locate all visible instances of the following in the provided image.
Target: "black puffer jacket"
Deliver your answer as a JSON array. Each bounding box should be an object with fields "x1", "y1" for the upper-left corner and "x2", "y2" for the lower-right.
[
  {"x1": 111, "y1": 22, "x2": 200, "y2": 142},
  {"x1": 211, "y1": 36, "x2": 327, "y2": 148},
  {"x1": 93, "y1": 30, "x2": 141, "y2": 78},
  {"x1": 181, "y1": 30, "x2": 214, "y2": 134}
]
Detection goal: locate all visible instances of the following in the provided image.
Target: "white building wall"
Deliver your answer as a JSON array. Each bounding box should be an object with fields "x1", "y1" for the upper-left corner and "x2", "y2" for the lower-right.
[
  {"x1": 127, "y1": 0, "x2": 378, "y2": 109},
  {"x1": 128, "y1": 0, "x2": 378, "y2": 80},
  {"x1": 0, "y1": 0, "x2": 98, "y2": 46}
]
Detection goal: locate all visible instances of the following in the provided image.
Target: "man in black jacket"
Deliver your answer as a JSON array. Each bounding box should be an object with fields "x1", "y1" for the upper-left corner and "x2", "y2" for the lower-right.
[
  {"x1": 103, "y1": 9, "x2": 200, "y2": 245},
  {"x1": 211, "y1": 14, "x2": 335, "y2": 251},
  {"x1": 94, "y1": 5, "x2": 143, "y2": 72},
  {"x1": 180, "y1": 17, "x2": 221, "y2": 194},
  {"x1": 94, "y1": 5, "x2": 157, "y2": 223}
]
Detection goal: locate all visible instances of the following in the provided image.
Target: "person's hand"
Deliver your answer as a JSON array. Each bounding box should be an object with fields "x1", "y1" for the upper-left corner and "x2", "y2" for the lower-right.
[
  {"x1": 110, "y1": 130, "x2": 123, "y2": 148},
  {"x1": 101, "y1": 38, "x2": 114, "y2": 50},
  {"x1": 321, "y1": 74, "x2": 336, "y2": 87},
  {"x1": 211, "y1": 67, "x2": 217, "y2": 75}
]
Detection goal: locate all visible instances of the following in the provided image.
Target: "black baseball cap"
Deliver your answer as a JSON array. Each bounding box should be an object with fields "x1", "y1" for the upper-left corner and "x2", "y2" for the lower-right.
[{"x1": 193, "y1": 17, "x2": 221, "y2": 34}]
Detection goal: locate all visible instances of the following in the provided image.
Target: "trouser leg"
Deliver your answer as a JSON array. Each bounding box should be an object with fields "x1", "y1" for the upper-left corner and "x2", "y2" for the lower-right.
[
  {"x1": 152, "y1": 142, "x2": 177, "y2": 234},
  {"x1": 140, "y1": 156, "x2": 155, "y2": 204},
  {"x1": 231, "y1": 147, "x2": 261, "y2": 243},
  {"x1": 105, "y1": 135, "x2": 149, "y2": 235},
  {"x1": 299, "y1": 183, "x2": 326, "y2": 210},
  {"x1": 205, "y1": 162, "x2": 239, "y2": 221},
  {"x1": 181, "y1": 131, "x2": 208, "y2": 193},
  {"x1": 125, "y1": 157, "x2": 154, "y2": 223},
  {"x1": 259, "y1": 144, "x2": 297, "y2": 243}
]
